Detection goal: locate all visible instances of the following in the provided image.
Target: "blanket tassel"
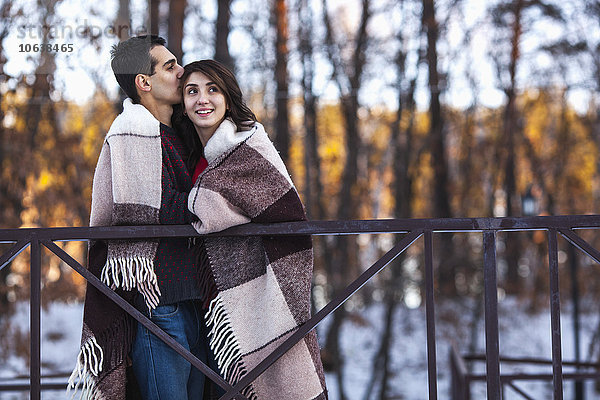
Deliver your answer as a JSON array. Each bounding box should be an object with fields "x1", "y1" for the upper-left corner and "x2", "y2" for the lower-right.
[
  {"x1": 101, "y1": 256, "x2": 161, "y2": 310},
  {"x1": 205, "y1": 296, "x2": 258, "y2": 399},
  {"x1": 67, "y1": 336, "x2": 104, "y2": 400}
]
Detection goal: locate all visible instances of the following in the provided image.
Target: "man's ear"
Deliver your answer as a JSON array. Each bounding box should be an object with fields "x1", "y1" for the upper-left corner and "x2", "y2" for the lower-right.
[{"x1": 135, "y1": 74, "x2": 151, "y2": 93}]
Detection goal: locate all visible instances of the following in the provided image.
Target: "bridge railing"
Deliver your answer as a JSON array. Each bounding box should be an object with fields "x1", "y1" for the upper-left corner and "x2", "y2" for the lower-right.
[
  {"x1": 3, "y1": 215, "x2": 600, "y2": 399},
  {"x1": 449, "y1": 345, "x2": 600, "y2": 399}
]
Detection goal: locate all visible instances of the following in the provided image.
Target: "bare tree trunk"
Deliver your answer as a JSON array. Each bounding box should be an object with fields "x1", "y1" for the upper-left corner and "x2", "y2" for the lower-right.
[
  {"x1": 422, "y1": 0, "x2": 454, "y2": 295},
  {"x1": 379, "y1": 77, "x2": 417, "y2": 400},
  {"x1": 20, "y1": 0, "x2": 58, "y2": 228},
  {"x1": 297, "y1": 2, "x2": 329, "y2": 368},
  {"x1": 502, "y1": 0, "x2": 524, "y2": 293},
  {"x1": 115, "y1": 0, "x2": 130, "y2": 41},
  {"x1": 149, "y1": 0, "x2": 160, "y2": 35},
  {"x1": 26, "y1": 0, "x2": 57, "y2": 150},
  {"x1": 377, "y1": 285, "x2": 400, "y2": 400},
  {"x1": 593, "y1": 107, "x2": 600, "y2": 210},
  {"x1": 363, "y1": 279, "x2": 400, "y2": 400},
  {"x1": 320, "y1": 1, "x2": 372, "y2": 398},
  {"x1": 422, "y1": 0, "x2": 450, "y2": 220},
  {"x1": 590, "y1": 26, "x2": 600, "y2": 210},
  {"x1": 364, "y1": 69, "x2": 417, "y2": 399},
  {"x1": 168, "y1": 0, "x2": 186, "y2": 62},
  {"x1": 27, "y1": 66, "x2": 54, "y2": 148},
  {"x1": 321, "y1": 0, "x2": 370, "y2": 222},
  {"x1": 0, "y1": 0, "x2": 10, "y2": 180},
  {"x1": 0, "y1": 0, "x2": 14, "y2": 314},
  {"x1": 298, "y1": 0, "x2": 324, "y2": 220},
  {"x1": 556, "y1": 90, "x2": 584, "y2": 400},
  {"x1": 113, "y1": 0, "x2": 130, "y2": 111},
  {"x1": 215, "y1": 0, "x2": 234, "y2": 70},
  {"x1": 336, "y1": 0, "x2": 371, "y2": 272},
  {"x1": 272, "y1": 0, "x2": 290, "y2": 164},
  {"x1": 591, "y1": 0, "x2": 600, "y2": 213},
  {"x1": 457, "y1": 66, "x2": 480, "y2": 216}
]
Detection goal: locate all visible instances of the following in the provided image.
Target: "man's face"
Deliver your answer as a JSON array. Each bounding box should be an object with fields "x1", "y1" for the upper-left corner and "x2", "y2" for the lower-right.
[{"x1": 146, "y1": 45, "x2": 184, "y2": 105}]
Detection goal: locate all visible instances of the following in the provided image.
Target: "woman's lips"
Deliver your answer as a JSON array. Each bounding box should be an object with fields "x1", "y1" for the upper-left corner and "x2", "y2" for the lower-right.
[{"x1": 195, "y1": 109, "x2": 214, "y2": 116}]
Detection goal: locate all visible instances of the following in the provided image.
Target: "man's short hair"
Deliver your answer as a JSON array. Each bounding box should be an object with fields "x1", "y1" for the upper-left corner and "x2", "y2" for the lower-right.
[{"x1": 110, "y1": 35, "x2": 166, "y2": 103}]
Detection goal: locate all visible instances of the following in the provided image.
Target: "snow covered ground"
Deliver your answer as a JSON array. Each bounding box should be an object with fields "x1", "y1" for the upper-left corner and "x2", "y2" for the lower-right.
[
  {"x1": 0, "y1": 301, "x2": 83, "y2": 400},
  {"x1": 1, "y1": 297, "x2": 600, "y2": 399},
  {"x1": 324, "y1": 298, "x2": 600, "y2": 400}
]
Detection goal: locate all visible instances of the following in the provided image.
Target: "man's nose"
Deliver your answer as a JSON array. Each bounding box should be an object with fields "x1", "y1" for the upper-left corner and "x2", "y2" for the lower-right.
[{"x1": 176, "y1": 64, "x2": 184, "y2": 78}]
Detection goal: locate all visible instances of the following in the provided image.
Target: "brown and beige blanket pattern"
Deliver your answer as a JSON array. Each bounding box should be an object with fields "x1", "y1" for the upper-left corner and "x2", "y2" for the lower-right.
[
  {"x1": 68, "y1": 98, "x2": 164, "y2": 399},
  {"x1": 189, "y1": 119, "x2": 327, "y2": 399}
]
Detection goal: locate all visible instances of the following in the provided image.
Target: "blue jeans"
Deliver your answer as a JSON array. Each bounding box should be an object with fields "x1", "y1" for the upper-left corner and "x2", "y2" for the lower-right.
[{"x1": 131, "y1": 300, "x2": 224, "y2": 400}]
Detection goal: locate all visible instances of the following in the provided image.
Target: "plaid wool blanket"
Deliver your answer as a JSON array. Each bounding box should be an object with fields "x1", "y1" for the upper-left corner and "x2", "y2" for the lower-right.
[
  {"x1": 68, "y1": 98, "x2": 163, "y2": 399},
  {"x1": 189, "y1": 119, "x2": 328, "y2": 399}
]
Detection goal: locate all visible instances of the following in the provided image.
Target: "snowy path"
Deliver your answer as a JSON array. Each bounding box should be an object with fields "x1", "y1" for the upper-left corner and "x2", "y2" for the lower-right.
[{"x1": 1, "y1": 298, "x2": 599, "y2": 399}]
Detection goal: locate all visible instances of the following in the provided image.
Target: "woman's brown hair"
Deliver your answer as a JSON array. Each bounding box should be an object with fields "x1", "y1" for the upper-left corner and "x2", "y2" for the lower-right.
[{"x1": 174, "y1": 59, "x2": 258, "y2": 171}]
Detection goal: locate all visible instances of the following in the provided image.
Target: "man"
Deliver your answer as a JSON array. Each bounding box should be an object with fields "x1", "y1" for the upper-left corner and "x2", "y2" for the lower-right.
[{"x1": 68, "y1": 35, "x2": 219, "y2": 400}]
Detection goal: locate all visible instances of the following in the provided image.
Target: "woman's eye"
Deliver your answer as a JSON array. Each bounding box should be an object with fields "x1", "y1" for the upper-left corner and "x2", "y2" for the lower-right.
[
  {"x1": 209, "y1": 86, "x2": 219, "y2": 93},
  {"x1": 187, "y1": 88, "x2": 197, "y2": 95}
]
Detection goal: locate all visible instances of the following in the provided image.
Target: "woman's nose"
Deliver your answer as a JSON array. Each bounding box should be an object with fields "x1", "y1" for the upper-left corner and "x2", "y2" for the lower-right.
[{"x1": 196, "y1": 93, "x2": 208, "y2": 104}]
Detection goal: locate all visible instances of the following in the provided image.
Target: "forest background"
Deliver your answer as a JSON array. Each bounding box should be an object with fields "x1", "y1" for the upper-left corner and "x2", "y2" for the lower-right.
[{"x1": 2, "y1": 0, "x2": 600, "y2": 398}]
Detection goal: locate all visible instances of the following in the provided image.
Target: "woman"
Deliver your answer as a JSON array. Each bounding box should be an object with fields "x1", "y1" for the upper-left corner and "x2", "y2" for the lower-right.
[{"x1": 178, "y1": 60, "x2": 327, "y2": 400}]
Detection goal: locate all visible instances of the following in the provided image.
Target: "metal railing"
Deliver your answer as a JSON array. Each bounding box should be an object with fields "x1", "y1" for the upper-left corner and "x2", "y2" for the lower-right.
[
  {"x1": 2, "y1": 215, "x2": 600, "y2": 399},
  {"x1": 450, "y1": 345, "x2": 600, "y2": 399}
]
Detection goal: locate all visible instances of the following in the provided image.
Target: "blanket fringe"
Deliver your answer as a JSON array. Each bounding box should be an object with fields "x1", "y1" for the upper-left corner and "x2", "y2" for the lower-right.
[
  {"x1": 101, "y1": 256, "x2": 161, "y2": 310},
  {"x1": 67, "y1": 336, "x2": 104, "y2": 400},
  {"x1": 205, "y1": 296, "x2": 257, "y2": 399}
]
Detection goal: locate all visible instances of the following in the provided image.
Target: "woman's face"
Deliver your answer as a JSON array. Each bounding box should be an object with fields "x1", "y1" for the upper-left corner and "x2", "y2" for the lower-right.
[{"x1": 183, "y1": 71, "x2": 228, "y2": 144}]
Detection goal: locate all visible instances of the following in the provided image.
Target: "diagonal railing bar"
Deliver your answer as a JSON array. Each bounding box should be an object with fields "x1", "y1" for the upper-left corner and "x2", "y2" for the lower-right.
[
  {"x1": 40, "y1": 240, "x2": 240, "y2": 397},
  {"x1": 548, "y1": 229, "x2": 564, "y2": 399},
  {"x1": 558, "y1": 228, "x2": 600, "y2": 265},
  {"x1": 483, "y1": 231, "x2": 500, "y2": 400},
  {"x1": 0, "y1": 239, "x2": 30, "y2": 271},
  {"x1": 424, "y1": 230, "x2": 438, "y2": 400},
  {"x1": 221, "y1": 230, "x2": 424, "y2": 400},
  {"x1": 505, "y1": 381, "x2": 535, "y2": 400}
]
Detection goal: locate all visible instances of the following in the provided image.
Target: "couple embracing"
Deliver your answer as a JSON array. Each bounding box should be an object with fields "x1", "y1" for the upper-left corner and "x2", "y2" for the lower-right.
[{"x1": 68, "y1": 35, "x2": 327, "y2": 400}]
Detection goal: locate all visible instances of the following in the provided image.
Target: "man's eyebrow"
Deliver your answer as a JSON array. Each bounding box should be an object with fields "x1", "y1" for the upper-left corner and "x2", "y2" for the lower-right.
[{"x1": 162, "y1": 58, "x2": 176, "y2": 68}]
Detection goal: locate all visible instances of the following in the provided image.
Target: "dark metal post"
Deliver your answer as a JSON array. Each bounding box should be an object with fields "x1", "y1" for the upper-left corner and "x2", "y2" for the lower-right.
[
  {"x1": 548, "y1": 229, "x2": 564, "y2": 399},
  {"x1": 30, "y1": 237, "x2": 41, "y2": 400},
  {"x1": 424, "y1": 231, "x2": 438, "y2": 399},
  {"x1": 568, "y1": 242, "x2": 583, "y2": 399},
  {"x1": 483, "y1": 231, "x2": 501, "y2": 399}
]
